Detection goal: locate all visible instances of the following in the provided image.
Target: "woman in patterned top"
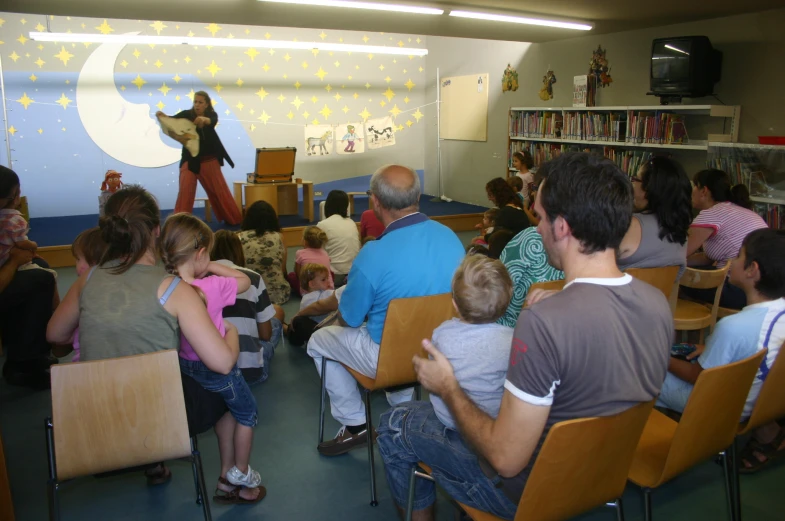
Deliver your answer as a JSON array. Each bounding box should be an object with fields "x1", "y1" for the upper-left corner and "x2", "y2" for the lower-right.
[{"x1": 238, "y1": 201, "x2": 290, "y2": 305}]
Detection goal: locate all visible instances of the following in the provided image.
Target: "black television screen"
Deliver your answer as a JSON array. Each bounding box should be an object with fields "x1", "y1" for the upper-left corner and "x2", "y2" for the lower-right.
[{"x1": 652, "y1": 41, "x2": 692, "y2": 81}]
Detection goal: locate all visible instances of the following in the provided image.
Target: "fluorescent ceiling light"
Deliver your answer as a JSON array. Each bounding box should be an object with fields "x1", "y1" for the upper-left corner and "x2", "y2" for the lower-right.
[
  {"x1": 449, "y1": 10, "x2": 592, "y2": 31},
  {"x1": 258, "y1": 0, "x2": 443, "y2": 15},
  {"x1": 28, "y1": 32, "x2": 428, "y2": 56},
  {"x1": 664, "y1": 44, "x2": 689, "y2": 55}
]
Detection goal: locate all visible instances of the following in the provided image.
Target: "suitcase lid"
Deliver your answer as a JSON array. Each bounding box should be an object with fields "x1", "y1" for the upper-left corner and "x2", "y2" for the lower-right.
[{"x1": 255, "y1": 147, "x2": 297, "y2": 176}]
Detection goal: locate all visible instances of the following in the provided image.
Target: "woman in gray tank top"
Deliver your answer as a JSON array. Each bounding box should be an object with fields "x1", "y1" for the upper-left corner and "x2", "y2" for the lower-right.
[
  {"x1": 47, "y1": 186, "x2": 265, "y2": 502},
  {"x1": 617, "y1": 157, "x2": 692, "y2": 279}
]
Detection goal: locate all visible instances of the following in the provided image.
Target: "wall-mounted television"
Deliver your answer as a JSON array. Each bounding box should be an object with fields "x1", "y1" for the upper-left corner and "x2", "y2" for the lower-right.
[{"x1": 649, "y1": 36, "x2": 722, "y2": 101}]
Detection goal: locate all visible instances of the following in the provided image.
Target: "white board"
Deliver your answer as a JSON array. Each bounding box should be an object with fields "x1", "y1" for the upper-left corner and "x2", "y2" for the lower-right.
[{"x1": 439, "y1": 73, "x2": 489, "y2": 142}]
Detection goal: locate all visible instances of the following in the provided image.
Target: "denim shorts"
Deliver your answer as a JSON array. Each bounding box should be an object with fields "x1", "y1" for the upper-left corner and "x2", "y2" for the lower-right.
[{"x1": 179, "y1": 358, "x2": 258, "y2": 427}]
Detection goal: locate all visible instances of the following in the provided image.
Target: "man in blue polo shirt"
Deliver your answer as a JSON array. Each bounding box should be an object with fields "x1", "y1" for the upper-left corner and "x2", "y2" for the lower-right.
[{"x1": 307, "y1": 164, "x2": 464, "y2": 456}]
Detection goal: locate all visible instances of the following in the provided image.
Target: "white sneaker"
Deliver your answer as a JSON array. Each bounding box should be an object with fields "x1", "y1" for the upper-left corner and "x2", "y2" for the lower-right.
[{"x1": 226, "y1": 465, "x2": 262, "y2": 488}]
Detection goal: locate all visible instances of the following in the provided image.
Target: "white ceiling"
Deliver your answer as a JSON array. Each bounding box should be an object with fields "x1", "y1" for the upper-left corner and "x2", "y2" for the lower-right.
[{"x1": 2, "y1": 0, "x2": 783, "y2": 42}]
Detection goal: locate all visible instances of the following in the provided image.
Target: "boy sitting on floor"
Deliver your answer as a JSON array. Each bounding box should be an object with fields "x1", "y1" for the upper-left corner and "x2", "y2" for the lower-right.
[{"x1": 658, "y1": 229, "x2": 785, "y2": 471}]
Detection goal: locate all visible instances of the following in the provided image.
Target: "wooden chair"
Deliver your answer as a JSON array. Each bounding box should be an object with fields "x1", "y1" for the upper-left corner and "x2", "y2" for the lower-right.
[
  {"x1": 729, "y1": 343, "x2": 785, "y2": 521},
  {"x1": 195, "y1": 197, "x2": 212, "y2": 222},
  {"x1": 523, "y1": 279, "x2": 566, "y2": 309},
  {"x1": 625, "y1": 266, "x2": 679, "y2": 301},
  {"x1": 673, "y1": 264, "x2": 731, "y2": 343},
  {"x1": 318, "y1": 293, "x2": 456, "y2": 506},
  {"x1": 627, "y1": 349, "x2": 766, "y2": 521},
  {"x1": 406, "y1": 400, "x2": 656, "y2": 521},
  {"x1": 0, "y1": 423, "x2": 14, "y2": 521},
  {"x1": 46, "y1": 350, "x2": 211, "y2": 521}
]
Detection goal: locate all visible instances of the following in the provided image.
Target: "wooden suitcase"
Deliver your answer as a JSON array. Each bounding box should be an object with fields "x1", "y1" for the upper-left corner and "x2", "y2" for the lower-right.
[{"x1": 247, "y1": 147, "x2": 296, "y2": 184}]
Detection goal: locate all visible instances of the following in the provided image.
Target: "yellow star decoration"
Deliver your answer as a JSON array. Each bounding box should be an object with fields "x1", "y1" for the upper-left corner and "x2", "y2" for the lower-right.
[
  {"x1": 132, "y1": 49, "x2": 141, "y2": 59},
  {"x1": 301, "y1": 61, "x2": 308, "y2": 69},
  {"x1": 367, "y1": 54, "x2": 374, "y2": 60},
  {"x1": 158, "y1": 83, "x2": 171, "y2": 96},
  {"x1": 262, "y1": 63, "x2": 270, "y2": 72},
  {"x1": 419, "y1": 66, "x2": 424, "y2": 73},
  {"x1": 62, "y1": 127, "x2": 67, "y2": 132},
  {"x1": 173, "y1": 74, "x2": 182, "y2": 83},
  {"x1": 311, "y1": 119, "x2": 320, "y2": 125},
  {"x1": 379, "y1": 65, "x2": 386, "y2": 71},
  {"x1": 365, "y1": 83, "x2": 371, "y2": 89},
  {"x1": 334, "y1": 61, "x2": 340, "y2": 68},
  {"x1": 16, "y1": 93, "x2": 34, "y2": 109},
  {"x1": 29, "y1": 74, "x2": 37, "y2": 82},
  {"x1": 131, "y1": 75, "x2": 147, "y2": 90},
  {"x1": 265, "y1": 32, "x2": 272, "y2": 39},
  {"x1": 249, "y1": 109, "x2": 255, "y2": 115},
  {"x1": 188, "y1": 31, "x2": 195, "y2": 37},
  {"x1": 95, "y1": 20, "x2": 114, "y2": 35},
  {"x1": 383, "y1": 88, "x2": 395, "y2": 102},
  {"x1": 396, "y1": 124, "x2": 404, "y2": 132},
  {"x1": 55, "y1": 93, "x2": 73, "y2": 110},
  {"x1": 206, "y1": 60, "x2": 222, "y2": 77},
  {"x1": 149, "y1": 21, "x2": 168, "y2": 35},
  {"x1": 245, "y1": 48, "x2": 259, "y2": 61},
  {"x1": 286, "y1": 111, "x2": 294, "y2": 120},
  {"x1": 35, "y1": 23, "x2": 45, "y2": 32},
  {"x1": 341, "y1": 105, "x2": 350, "y2": 114},
  {"x1": 310, "y1": 96, "x2": 318, "y2": 103},
  {"x1": 215, "y1": 83, "x2": 223, "y2": 92},
  {"x1": 8, "y1": 52, "x2": 20, "y2": 63},
  {"x1": 283, "y1": 74, "x2": 288, "y2": 79},
  {"x1": 228, "y1": 33, "x2": 235, "y2": 39},
  {"x1": 319, "y1": 31, "x2": 327, "y2": 40},
  {"x1": 404, "y1": 96, "x2": 410, "y2": 104},
  {"x1": 205, "y1": 23, "x2": 222, "y2": 36},
  {"x1": 120, "y1": 85, "x2": 126, "y2": 91},
  {"x1": 404, "y1": 79, "x2": 416, "y2": 91},
  {"x1": 255, "y1": 87, "x2": 269, "y2": 101},
  {"x1": 238, "y1": 62, "x2": 244, "y2": 68},
  {"x1": 314, "y1": 67, "x2": 328, "y2": 81},
  {"x1": 319, "y1": 105, "x2": 332, "y2": 119},
  {"x1": 185, "y1": 56, "x2": 192, "y2": 64},
  {"x1": 277, "y1": 94, "x2": 286, "y2": 103},
  {"x1": 359, "y1": 108, "x2": 372, "y2": 121},
  {"x1": 413, "y1": 109, "x2": 424, "y2": 122},
  {"x1": 268, "y1": 49, "x2": 275, "y2": 56},
  {"x1": 250, "y1": 124, "x2": 256, "y2": 132},
  {"x1": 156, "y1": 101, "x2": 165, "y2": 110},
  {"x1": 380, "y1": 101, "x2": 386, "y2": 107},
  {"x1": 236, "y1": 101, "x2": 244, "y2": 110},
  {"x1": 34, "y1": 58, "x2": 45, "y2": 68},
  {"x1": 236, "y1": 78, "x2": 244, "y2": 87},
  {"x1": 290, "y1": 96, "x2": 304, "y2": 110},
  {"x1": 8, "y1": 126, "x2": 16, "y2": 136},
  {"x1": 385, "y1": 76, "x2": 392, "y2": 84},
  {"x1": 362, "y1": 35, "x2": 369, "y2": 43},
  {"x1": 302, "y1": 111, "x2": 310, "y2": 119},
  {"x1": 154, "y1": 60, "x2": 163, "y2": 68},
  {"x1": 120, "y1": 60, "x2": 129, "y2": 68},
  {"x1": 258, "y1": 111, "x2": 271, "y2": 124},
  {"x1": 17, "y1": 34, "x2": 28, "y2": 45},
  {"x1": 37, "y1": 128, "x2": 43, "y2": 135},
  {"x1": 20, "y1": 18, "x2": 26, "y2": 24},
  {"x1": 398, "y1": 40, "x2": 404, "y2": 47},
  {"x1": 416, "y1": 37, "x2": 422, "y2": 44},
  {"x1": 334, "y1": 92, "x2": 342, "y2": 101},
  {"x1": 245, "y1": 28, "x2": 250, "y2": 35},
  {"x1": 294, "y1": 81, "x2": 302, "y2": 90},
  {"x1": 224, "y1": 109, "x2": 231, "y2": 116},
  {"x1": 393, "y1": 59, "x2": 398, "y2": 64},
  {"x1": 348, "y1": 75, "x2": 353, "y2": 80},
  {"x1": 283, "y1": 53, "x2": 291, "y2": 62},
  {"x1": 406, "y1": 120, "x2": 413, "y2": 127},
  {"x1": 175, "y1": 95, "x2": 181, "y2": 101},
  {"x1": 353, "y1": 93, "x2": 359, "y2": 100},
  {"x1": 311, "y1": 49, "x2": 319, "y2": 57},
  {"x1": 389, "y1": 104, "x2": 402, "y2": 118},
  {"x1": 325, "y1": 84, "x2": 333, "y2": 92}
]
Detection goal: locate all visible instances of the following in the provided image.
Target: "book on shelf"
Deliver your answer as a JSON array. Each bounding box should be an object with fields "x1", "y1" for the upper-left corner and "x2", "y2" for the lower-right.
[
  {"x1": 510, "y1": 110, "x2": 563, "y2": 139},
  {"x1": 562, "y1": 111, "x2": 626, "y2": 142},
  {"x1": 508, "y1": 139, "x2": 651, "y2": 175},
  {"x1": 754, "y1": 203, "x2": 783, "y2": 229},
  {"x1": 626, "y1": 110, "x2": 687, "y2": 145}
]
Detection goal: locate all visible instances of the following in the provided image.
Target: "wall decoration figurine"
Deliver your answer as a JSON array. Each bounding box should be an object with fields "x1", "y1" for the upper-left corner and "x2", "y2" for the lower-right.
[
  {"x1": 98, "y1": 170, "x2": 124, "y2": 216},
  {"x1": 304, "y1": 125, "x2": 334, "y2": 156},
  {"x1": 335, "y1": 123, "x2": 366, "y2": 155},
  {"x1": 589, "y1": 45, "x2": 613, "y2": 87},
  {"x1": 501, "y1": 64, "x2": 519, "y2": 93},
  {"x1": 538, "y1": 69, "x2": 557, "y2": 101}
]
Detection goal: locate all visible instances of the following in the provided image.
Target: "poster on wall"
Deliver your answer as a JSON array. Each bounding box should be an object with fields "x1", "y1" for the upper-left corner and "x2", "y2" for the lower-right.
[
  {"x1": 365, "y1": 117, "x2": 396, "y2": 149},
  {"x1": 573, "y1": 75, "x2": 588, "y2": 107},
  {"x1": 334, "y1": 123, "x2": 366, "y2": 154},
  {"x1": 303, "y1": 125, "x2": 334, "y2": 156},
  {"x1": 440, "y1": 73, "x2": 489, "y2": 142}
]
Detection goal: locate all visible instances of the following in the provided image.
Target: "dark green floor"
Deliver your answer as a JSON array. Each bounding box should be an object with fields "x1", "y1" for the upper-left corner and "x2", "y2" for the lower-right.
[{"x1": 2, "y1": 233, "x2": 784, "y2": 520}]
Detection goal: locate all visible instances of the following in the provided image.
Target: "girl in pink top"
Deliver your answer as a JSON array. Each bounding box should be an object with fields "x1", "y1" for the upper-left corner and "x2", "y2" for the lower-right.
[
  {"x1": 287, "y1": 226, "x2": 335, "y2": 296},
  {"x1": 159, "y1": 213, "x2": 266, "y2": 501}
]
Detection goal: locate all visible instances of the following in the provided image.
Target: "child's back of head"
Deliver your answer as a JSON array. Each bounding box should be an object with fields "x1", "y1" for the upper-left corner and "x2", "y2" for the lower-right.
[
  {"x1": 452, "y1": 254, "x2": 513, "y2": 324},
  {"x1": 738, "y1": 229, "x2": 785, "y2": 300},
  {"x1": 303, "y1": 226, "x2": 328, "y2": 249},
  {"x1": 506, "y1": 176, "x2": 523, "y2": 194},
  {"x1": 159, "y1": 212, "x2": 214, "y2": 274},
  {"x1": 72, "y1": 227, "x2": 108, "y2": 275}
]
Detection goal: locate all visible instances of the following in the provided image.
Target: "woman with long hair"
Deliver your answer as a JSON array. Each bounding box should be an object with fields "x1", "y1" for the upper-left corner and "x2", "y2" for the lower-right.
[
  {"x1": 238, "y1": 201, "x2": 290, "y2": 305},
  {"x1": 317, "y1": 190, "x2": 361, "y2": 286},
  {"x1": 617, "y1": 157, "x2": 693, "y2": 277},
  {"x1": 157, "y1": 91, "x2": 242, "y2": 225},
  {"x1": 485, "y1": 177, "x2": 528, "y2": 238}
]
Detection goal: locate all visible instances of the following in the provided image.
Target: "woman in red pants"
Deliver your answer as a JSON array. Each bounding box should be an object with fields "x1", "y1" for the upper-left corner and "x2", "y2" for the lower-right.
[{"x1": 157, "y1": 91, "x2": 242, "y2": 225}]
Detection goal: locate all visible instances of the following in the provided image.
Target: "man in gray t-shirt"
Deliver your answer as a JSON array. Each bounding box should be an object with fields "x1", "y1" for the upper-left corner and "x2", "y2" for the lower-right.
[{"x1": 377, "y1": 153, "x2": 672, "y2": 521}]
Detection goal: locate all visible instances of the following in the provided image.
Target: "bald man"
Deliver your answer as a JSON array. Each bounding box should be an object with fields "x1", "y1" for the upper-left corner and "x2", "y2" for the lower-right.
[{"x1": 307, "y1": 165, "x2": 465, "y2": 456}]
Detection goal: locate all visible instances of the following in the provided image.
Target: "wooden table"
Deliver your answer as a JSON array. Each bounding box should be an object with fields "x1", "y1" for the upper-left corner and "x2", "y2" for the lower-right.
[{"x1": 233, "y1": 180, "x2": 314, "y2": 222}]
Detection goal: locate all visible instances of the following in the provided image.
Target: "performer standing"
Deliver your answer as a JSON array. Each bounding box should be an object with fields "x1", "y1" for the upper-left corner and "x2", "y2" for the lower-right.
[{"x1": 157, "y1": 91, "x2": 242, "y2": 225}]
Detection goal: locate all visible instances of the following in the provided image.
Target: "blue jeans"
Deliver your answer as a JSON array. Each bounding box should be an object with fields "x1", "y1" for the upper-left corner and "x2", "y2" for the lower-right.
[
  {"x1": 179, "y1": 358, "x2": 258, "y2": 427},
  {"x1": 377, "y1": 401, "x2": 518, "y2": 520}
]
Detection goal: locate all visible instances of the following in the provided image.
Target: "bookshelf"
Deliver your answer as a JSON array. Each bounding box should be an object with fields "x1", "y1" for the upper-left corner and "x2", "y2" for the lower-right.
[
  {"x1": 707, "y1": 142, "x2": 785, "y2": 229},
  {"x1": 507, "y1": 105, "x2": 740, "y2": 176}
]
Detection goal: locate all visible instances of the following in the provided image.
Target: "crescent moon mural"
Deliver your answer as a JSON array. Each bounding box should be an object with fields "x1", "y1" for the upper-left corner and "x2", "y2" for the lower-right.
[{"x1": 77, "y1": 32, "x2": 181, "y2": 168}]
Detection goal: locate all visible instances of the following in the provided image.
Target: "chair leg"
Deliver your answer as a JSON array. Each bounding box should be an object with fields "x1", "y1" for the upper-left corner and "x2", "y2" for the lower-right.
[
  {"x1": 615, "y1": 497, "x2": 625, "y2": 521},
  {"x1": 405, "y1": 466, "x2": 417, "y2": 521},
  {"x1": 724, "y1": 442, "x2": 741, "y2": 521},
  {"x1": 319, "y1": 357, "x2": 327, "y2": 444},
  {"x1": 364, "y1": 389, "x2": 378, "y2": 507},
  {"x1": 190, "y1": 437, "x2": 203, "y2": 505},
  {"x1": 192, "y1": 438, "x2": 213, "y2": 521},
  {"x1": 45, "y1": 418, "x2": 60, "y2": 521},
  {"x1": 642, "y1": 488, "x2": 652, "y2": 521},
  {"x1": 414, "y1": 384, "x2": 422, "y2": 401}
]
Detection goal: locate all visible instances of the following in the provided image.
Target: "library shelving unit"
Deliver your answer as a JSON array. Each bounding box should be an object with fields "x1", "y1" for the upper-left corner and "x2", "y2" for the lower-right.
[
  {"x1": 507, "y1": 105, "x2": 741, "y2": 176},
  {"x1": 708, "y1": 142, "x2": 785, "y2": 229}
]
